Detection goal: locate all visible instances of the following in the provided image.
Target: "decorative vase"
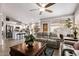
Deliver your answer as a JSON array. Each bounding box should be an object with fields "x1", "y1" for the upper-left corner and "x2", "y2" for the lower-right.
[
  {"x1": 28, "y1": 42, "x2": 33, "y2": 47},
  {"x1": 74, "y1": 30, "x2": 77, "y2": 39},
  {"x1": 25, "y1": 41, "x2": 33, "y2": 48}
]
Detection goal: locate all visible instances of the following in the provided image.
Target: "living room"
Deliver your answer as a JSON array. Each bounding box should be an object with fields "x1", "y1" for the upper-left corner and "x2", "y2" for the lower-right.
[{"x1": 0, "y1": 3, "x2": 79, "y2": 56}]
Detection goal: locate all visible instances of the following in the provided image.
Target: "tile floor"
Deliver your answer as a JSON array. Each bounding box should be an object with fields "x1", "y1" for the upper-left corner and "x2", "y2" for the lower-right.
[{"x1": 0, "y1": 39, "x2": 25, "y2": 56}]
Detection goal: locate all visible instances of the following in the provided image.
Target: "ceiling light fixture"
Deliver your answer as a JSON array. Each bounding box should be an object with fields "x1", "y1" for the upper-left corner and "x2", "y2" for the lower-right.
[
  {"x1": 41, "y1": 3, "x2": 46, "y2": 7},
  {"x1": 39, "y1": 7, "x2": 45, "y2": 11},
  {"x1": 30, "y1": 3, "x2": 55, "y2": 15}
]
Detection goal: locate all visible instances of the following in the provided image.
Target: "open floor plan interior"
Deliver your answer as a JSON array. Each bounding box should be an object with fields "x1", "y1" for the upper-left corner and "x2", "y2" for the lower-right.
[{"x1": 0, "y1": 3, "x2": 79, "y2": 56}]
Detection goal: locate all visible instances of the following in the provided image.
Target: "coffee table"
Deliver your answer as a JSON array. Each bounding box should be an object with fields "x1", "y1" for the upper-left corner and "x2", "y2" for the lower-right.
[{"x1": 9, "y1": 41, "x2": 46, "y2": 56}]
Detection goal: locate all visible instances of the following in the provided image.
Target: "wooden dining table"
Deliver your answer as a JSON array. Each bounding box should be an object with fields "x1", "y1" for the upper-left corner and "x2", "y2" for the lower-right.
[{"x1": 9, "y1": 41, "x2": 46, "y2": 56}]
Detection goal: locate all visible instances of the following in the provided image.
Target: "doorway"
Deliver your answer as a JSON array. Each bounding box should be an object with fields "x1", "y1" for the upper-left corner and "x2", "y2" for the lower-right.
[{"x1": 43, "y1": 23, "x2": 48, "y2": 32}]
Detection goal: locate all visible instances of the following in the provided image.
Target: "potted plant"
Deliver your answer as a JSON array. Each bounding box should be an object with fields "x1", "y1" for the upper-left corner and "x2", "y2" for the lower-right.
[
  {"x1": 64, "y1": 18, "x2": 72, "y2": 28},
  {"x1": 24, "y1": 34, "x2": 35, "y2": 48}
]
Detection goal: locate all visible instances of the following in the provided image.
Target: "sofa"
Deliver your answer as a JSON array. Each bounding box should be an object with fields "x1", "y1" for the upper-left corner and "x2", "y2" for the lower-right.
[
  {"x1": 35, "y1": 32, "x2": 60, "y2": 49},
  {"x1": 63, "y1": 33, "x2": 78, "y2": 45}
]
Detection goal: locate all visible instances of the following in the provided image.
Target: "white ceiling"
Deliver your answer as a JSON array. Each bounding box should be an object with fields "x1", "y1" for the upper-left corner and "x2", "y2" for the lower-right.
[{"x1": 0, "y1": 3, "x2": 78, "y2": 24}]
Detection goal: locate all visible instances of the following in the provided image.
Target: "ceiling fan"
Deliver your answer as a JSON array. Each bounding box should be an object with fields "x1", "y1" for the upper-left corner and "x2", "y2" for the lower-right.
[{"x1": 30, "y1": 3, "x2": 55, "y2": 15}]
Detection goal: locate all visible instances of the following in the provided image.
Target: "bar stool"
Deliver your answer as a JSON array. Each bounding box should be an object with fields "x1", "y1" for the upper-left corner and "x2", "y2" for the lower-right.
[{"x1": 17, "y1": 33, "x2": 23, "y2": 40}]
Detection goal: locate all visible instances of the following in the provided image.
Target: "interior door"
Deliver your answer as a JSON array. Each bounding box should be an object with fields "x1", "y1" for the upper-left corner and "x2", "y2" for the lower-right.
[{"x1": 43, "y1": 23, "x2": 48, "y2": 32}]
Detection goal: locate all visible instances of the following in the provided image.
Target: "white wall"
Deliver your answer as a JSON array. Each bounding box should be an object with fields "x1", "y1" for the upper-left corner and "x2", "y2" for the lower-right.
[
  {"x1": 0, "y1": 21, "x2": 2, "y2": 39},
  {"x1": 75, "y1": 4, "x2": 79, "y2": 25},
  {"x1": 0, "y1": 4, "x2": 5, "y2": 45},
  {"x1": 74, "y1": 4, "x2": 79, "y2": 37},
  {"x1": 1, "y1": 14, "x2": 6, "y2": 40},
  {"x1": 40, "y1": 15, "x2": 74, "y2": 34},
  {"x1": 0, "y1": 15, "x2": 3, "y2": 44}
]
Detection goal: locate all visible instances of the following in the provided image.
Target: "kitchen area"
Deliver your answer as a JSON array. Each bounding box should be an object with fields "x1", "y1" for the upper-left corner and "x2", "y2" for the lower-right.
[
  {"x1": 3, "y1": 16, "x2": 40, "y2": 40},
  {"x1": 5, "y1": 17, "x2": 27, "y2": 40}
]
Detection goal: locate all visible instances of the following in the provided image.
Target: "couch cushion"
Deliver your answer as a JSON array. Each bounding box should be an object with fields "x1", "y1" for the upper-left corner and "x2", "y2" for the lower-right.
[
  {"x1": 49, "y1": 37, "x2": 59, "y2": 40},
  {"x1": 36, "y1": 38, "x2": 47, "y2": 42},
  {"x1": 36, "y1": 32, "x2": 42, "y2": 38},
  {"x1": 67, "y1": 34, "x2": 74, "y2": 37},
  {"x1": 49, "y1": 33, "x2": 57, "y2": 37},
  {"x1": 48, "y1": 39, "x2": 57, "y2": 42}
]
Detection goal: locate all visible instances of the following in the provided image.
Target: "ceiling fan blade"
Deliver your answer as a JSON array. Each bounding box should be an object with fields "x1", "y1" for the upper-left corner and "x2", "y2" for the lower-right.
[
  {"x1": 30, "y1": 9, "x2": 39, "y2": 11},
  {"x1": 39, "y1": 11, "x2": 42, "y2": 15},
  {"x1": 36, "y1": 3, "x2": 42, "y2": 7},
  {"x1": 45, "y1": 3, "x2": 55, "y2": 8},
  {"x1": 45, "y1": 9, "x2": 53, "y2": 13}
]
